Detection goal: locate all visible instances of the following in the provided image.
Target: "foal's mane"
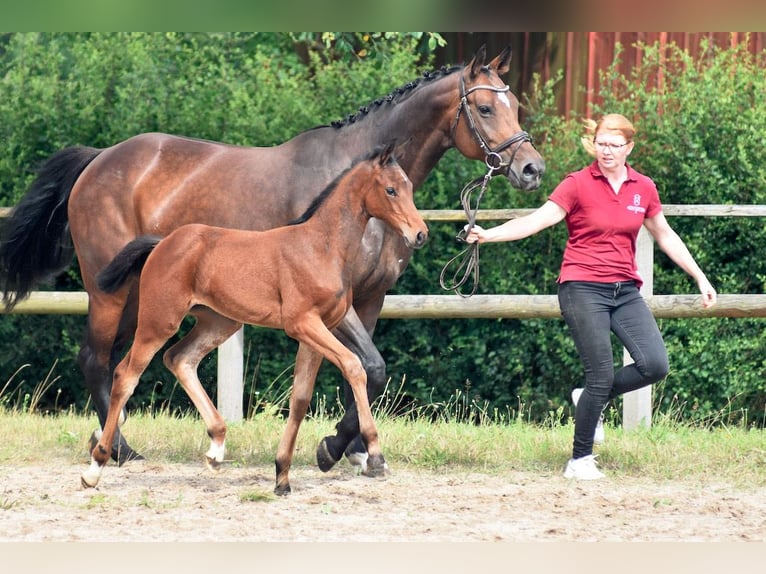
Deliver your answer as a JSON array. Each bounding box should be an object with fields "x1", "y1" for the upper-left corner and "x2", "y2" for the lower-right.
[
  {"x1": 288, "y1": 146, "x2": 396, "y2": 226},
  {"x1": 326, "y1": 64, "x2": 462, "y2": 130}
]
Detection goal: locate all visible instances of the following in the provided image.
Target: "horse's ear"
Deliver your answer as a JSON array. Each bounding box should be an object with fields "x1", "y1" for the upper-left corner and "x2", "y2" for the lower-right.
[
  {"x1": 468, "y1": 44, "x2": 488, "y2": 79},
  {"x1": 394, "y1": 140, "x2": 408, "y2": 164},
  {"x1": 379, "y1": 141, "x2": 396, "y2": 166},
  {"x1": 489, "y1": 45, "x2": 512, "y2": 76}
]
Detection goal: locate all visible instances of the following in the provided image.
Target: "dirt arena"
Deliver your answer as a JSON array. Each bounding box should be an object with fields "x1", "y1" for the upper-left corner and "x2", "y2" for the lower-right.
[{"x1": 1, "y1": 456, "x2": 764, "y2": 543}]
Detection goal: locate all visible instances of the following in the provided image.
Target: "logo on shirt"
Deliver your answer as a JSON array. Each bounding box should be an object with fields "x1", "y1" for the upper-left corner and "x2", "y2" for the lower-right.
[{"x1": 627, "y1": 193, "x2": 646, "y2": 214}]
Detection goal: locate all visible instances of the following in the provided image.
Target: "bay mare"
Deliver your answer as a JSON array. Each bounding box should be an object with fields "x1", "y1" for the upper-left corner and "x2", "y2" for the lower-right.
[
  {"x1": 81, "y1": 145, "x2": 427, "y2": 494},
  {"x1": 0, "y1": 46, "x2": 544, "y2": 473}
]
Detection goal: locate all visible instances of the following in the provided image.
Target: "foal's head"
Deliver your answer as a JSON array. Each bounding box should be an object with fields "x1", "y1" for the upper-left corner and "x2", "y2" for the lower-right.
[{"x1": 362, "y1": 143, "x2": 428, "y2": 249}]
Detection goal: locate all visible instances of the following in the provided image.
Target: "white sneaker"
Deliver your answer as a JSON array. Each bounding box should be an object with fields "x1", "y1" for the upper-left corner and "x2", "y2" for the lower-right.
[
  {"x1": 563, "y1": 454, "x2": 605, "y2": 480},
  {"x1": 571, "y1": 388, "x2": 605, "y2": 445}
]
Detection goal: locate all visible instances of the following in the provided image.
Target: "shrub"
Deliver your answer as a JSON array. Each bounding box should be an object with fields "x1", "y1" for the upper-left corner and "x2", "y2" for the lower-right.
[{"x1": 1, "y1": 34, "x2": 764, "y2": 426}]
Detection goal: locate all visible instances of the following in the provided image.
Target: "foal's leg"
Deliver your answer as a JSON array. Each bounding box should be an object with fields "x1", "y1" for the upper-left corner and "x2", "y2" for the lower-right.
[
  {"x1": 317, "y1": 306, "x2": 386, "y2": 473},
  {"x1": 291, "y1": 316, "x2": 388, "y2": 478},
  {"x1": 274, "y1": 343, "x2": 324, "y2": 495},
  {"x1": 81, "y1": 337, "x2": 163, "y2": 488},
  {"x1": 79, "y1": 288, "x2": 144, "y2": 466},
  {"x1": 164, "y1": 308, "x2": 242, "y2": 471}
]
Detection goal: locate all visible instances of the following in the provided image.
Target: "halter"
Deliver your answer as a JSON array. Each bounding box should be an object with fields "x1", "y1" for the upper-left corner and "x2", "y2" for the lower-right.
[{"x1": 451, "y1": 73, "x2": 533, "y2": 171}]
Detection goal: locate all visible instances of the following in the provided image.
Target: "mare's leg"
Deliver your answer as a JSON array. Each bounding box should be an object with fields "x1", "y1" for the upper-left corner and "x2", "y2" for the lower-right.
[
  {"x1": 79, "y1": 289, "x2": 143, "y2": 465},
  {"x1": 292, "y1": 315, "x2": 388, "y2": 479},
  {"x1": 317, "y1": 305, "x2": 386, "y2": 473},
  {"x1": 81, "y1": 335, "x2": 165, "y2": 488},
  {"x1": 163, "y1": 308, "x2": 242, "y2": 471},
  {"x1": 274, "y1": 343, "x2": 324, "y2": 495}
]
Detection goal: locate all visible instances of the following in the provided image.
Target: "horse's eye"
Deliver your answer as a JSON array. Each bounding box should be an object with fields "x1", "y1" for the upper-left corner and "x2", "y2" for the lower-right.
[
  {"x1": 478, "y1": 105, "x2": 492, "y2": 115},
  {"x1": 386, "y1": 187, "x2": 397, "y2": 197}
]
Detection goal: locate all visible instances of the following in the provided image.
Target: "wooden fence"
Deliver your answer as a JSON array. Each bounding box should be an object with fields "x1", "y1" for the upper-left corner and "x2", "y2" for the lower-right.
[{"x1": 4, "y1": 204, "x2": 766, "y2": 429}]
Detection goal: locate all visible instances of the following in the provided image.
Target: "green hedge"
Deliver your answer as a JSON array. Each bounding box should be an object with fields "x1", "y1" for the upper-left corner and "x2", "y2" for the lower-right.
[{"x1": 1, "y1": 33, "x2": 764, "y2": 426}]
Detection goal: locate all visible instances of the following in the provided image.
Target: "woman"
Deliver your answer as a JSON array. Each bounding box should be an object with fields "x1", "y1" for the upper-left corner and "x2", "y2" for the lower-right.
[{"x1": 466, "y1": 114, "x2": 717, "y2": 480}]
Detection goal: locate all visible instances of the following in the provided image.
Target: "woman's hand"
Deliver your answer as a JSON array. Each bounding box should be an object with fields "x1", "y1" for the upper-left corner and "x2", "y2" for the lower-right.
[
  {"x1": 464, "y1": 224, "x2": 484, "y2": 244},
  {"x1": 698, "y1": 278, "x2": 717, "y2": 308}
]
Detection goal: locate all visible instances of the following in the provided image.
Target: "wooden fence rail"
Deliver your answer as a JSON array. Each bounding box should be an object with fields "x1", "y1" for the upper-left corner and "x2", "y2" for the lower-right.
[
  {"x1": 3, "y1": 204, "x2": 765, "y2": 429},
  {"x1": 9, "y1": 291, "x2": 766, "y2": 319}
]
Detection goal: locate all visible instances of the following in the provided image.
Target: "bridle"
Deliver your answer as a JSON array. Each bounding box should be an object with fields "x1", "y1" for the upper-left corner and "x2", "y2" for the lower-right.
[
  {"x1": 450, "y1": 73, "x2": 533, "y2": 172},
  {"x1": 441, "y1": 73, "x2": 534, "y2": 297}
]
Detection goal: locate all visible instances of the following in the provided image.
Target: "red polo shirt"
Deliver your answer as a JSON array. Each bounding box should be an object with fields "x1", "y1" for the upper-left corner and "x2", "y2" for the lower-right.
[{"x1": 549, "y1": 161, "x2": 663, "y2": 289}]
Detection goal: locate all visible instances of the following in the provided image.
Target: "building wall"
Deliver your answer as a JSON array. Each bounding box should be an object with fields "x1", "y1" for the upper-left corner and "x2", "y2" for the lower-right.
[{"x1": 436, "y1": 32, "x2": 766, "y2": 119}]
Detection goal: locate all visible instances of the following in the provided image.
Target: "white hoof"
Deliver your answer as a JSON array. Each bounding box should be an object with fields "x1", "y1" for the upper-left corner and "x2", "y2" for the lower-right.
[
  {"x1": 81, "y1": 459, "x2": 104, "y2": 488},
  {"x1": 346, "y1": 451, "x2": 369, "y2": 473},
  {"x1": 205, "y1": 440, "x2": 225, "y2": 471}
]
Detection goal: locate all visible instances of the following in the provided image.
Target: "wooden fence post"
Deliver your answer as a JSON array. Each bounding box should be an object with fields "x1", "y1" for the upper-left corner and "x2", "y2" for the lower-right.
[
  {"x1": 622, "y1": 227, "x2": 654, "y2": 430},
  {"x1": 217, "y1": 327, "x2": 244, "y2": 422}
]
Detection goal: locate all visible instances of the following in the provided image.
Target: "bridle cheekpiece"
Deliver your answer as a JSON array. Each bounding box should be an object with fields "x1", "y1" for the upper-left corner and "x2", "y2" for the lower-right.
[{"x1": 452, "y1": 73, "x2": 533, "y2": 172}]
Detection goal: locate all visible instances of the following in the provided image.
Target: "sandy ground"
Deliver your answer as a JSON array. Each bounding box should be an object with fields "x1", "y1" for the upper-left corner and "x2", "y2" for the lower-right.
[{"x1": 1, "y1": 456, "x2": 765, "y2": 543}]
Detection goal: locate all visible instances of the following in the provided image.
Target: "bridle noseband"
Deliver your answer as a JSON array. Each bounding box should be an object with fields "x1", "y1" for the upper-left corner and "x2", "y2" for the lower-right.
[{"x1": 451, "y1": 73, "x2": 533, "y2": 171}]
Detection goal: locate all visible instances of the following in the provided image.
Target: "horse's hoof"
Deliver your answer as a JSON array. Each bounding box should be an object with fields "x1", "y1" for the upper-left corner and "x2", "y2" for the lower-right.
[
  {"x1": 89, "y1": 429, "x2": 145, "y2": 466},
  {"x1": 343, "y1": 436, "x2": 368, "y2": 471},
  {"x1": 205, "y1": 456, "x2": 222, "y2": 472},
  {"x1": 345, "y1": 450, "x2": 369, "y2": 473},
  {"x1": 274, "y1": 483, "x2": 292, "y2": 496},
  {"x1": 316, "y1": 436, "x2": 341, "y2": 472},
  {"x1": 116, "y1": 447, "x2": 145, "y2": 467},
  {"x1": 115, "y1": 435, "x2": 145, "y2": 467},
  {"x1": 362, "y1": 455, "x2": 390, "y2": 478}
]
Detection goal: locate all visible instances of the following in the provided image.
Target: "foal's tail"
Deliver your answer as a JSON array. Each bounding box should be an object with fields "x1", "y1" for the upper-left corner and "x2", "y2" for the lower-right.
[
  {"x1": 0, "y1": 146, "x2": 102, "y2": 310},
  {"x1": 97, "y1": 236, "x2": 162, "y2": 293}
]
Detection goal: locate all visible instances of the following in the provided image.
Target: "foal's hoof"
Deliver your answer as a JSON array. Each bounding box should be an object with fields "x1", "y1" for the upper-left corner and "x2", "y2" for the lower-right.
[
  {"x1": 316, "y1": 436, "x2": 342, "y2": 472},
  {"x1": 80, "y1": 464, "x2": 102, "y2": 489},
  {"x1": 81, "y1": 474, "x2": 98, "y2": 489},
  {"x1": 205, "y1": 456, "x2": 223, "y2": 472},
  {"x1": 361, "y1": 455, "x2": 390, "y2": 478},
  {"x1": 274, "y1": 483, "x2": 292, "y2": 497}
]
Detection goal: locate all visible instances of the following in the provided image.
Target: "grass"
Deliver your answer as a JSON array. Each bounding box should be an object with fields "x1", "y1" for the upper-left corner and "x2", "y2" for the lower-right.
[
  {"x1": 1, "y1": 371, "x2": 764, "y2": 487},
  {"x1": 1, "y1": 404, "x2": 764, "y2": 488}
]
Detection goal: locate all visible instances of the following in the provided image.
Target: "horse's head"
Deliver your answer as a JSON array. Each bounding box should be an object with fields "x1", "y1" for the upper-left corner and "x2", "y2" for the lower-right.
[
  {"x1": 365, "y1": 143, "x2": 428, "y2": 249},
  {"x1": 452, "y1": 45, "x2": 545, "y2": 191}
]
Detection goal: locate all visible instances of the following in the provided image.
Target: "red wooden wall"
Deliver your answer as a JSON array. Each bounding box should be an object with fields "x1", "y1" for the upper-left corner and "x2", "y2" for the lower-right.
[{"x1": 436, "y1": 32, "x2": 766, "y2": 119}]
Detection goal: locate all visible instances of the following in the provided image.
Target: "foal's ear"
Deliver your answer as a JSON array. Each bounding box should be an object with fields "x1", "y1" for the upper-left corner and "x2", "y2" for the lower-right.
[
  {"x1": 488, "y1": 45, "x2": 512, "y2": 76},
  {"x1": 468, "y1": 44, "x2": 488, "y2": 79}
]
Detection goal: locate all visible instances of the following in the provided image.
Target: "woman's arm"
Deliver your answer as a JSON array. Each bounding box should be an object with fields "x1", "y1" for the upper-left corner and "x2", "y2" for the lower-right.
[
  {"x1": 643, "y1": 212, "x2": 717, "y2": 307},
  {"x1": 465, "y1": 200, "x2": 567, "y2": 244}
]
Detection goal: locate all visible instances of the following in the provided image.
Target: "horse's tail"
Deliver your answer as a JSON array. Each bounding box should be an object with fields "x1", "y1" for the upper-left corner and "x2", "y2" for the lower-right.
[
  {"x1": 0, "y1": 145, "x2": 102, "y2": 310},
  {"x1": 97, "y1": 236, "x2": 162, "y2": 294}
]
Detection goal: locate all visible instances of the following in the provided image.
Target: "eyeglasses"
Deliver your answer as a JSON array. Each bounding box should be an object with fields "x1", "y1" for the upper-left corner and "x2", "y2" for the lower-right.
[{"x1": 593, "y1": 140, "x2": 629, "y2": 151}]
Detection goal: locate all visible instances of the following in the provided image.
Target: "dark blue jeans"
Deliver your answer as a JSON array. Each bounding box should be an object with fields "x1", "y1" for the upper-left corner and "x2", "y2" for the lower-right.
[{"x1": 558, "y1": 280, "x2": 670, "y2": 459}]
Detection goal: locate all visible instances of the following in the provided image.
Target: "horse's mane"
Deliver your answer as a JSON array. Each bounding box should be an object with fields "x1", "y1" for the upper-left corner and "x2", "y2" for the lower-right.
[
  {"x1": 324, "y1": 64, "x2": 463, "y2": 130},
  {"x1": 288, "y1": 146, "x2": 395, "y2": 226}
]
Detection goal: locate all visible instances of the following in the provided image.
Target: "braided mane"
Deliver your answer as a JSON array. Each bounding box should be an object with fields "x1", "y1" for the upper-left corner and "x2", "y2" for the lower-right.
[{"x1": 329, "y1": 65, "x2": 462, "y2": 129}]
